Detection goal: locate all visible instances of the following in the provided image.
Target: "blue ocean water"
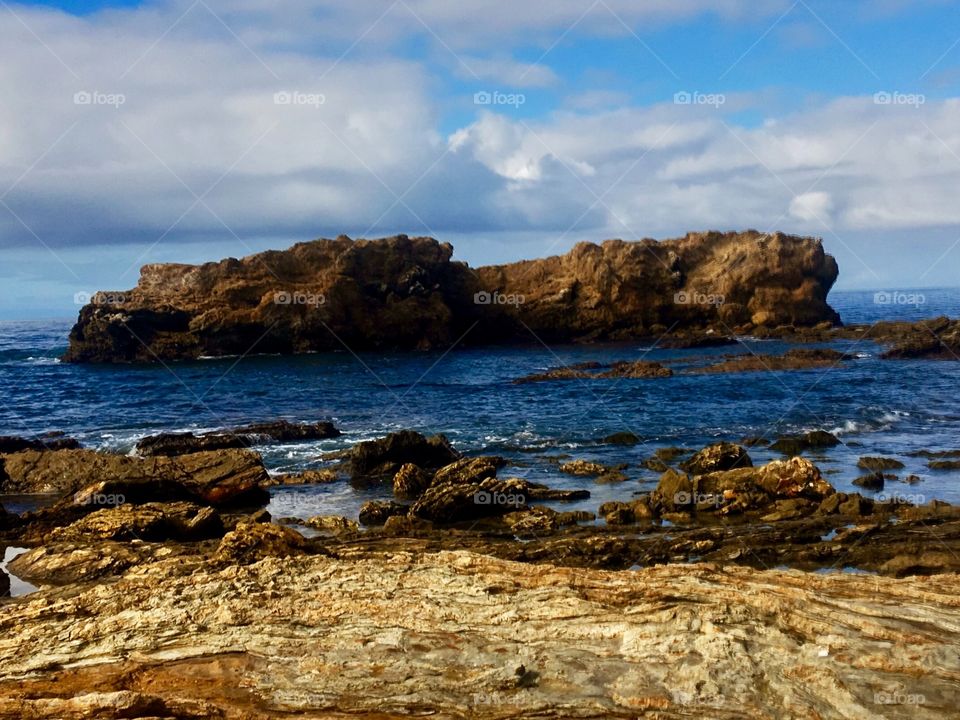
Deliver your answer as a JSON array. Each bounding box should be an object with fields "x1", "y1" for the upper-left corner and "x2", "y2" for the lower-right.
[{"x1": 1, "y1": 288, "x2": 959, "y2": 520}]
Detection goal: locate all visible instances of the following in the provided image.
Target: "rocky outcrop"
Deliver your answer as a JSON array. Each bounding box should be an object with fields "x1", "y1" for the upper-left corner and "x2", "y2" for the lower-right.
[
  {"x1": 64, "y1": 231, "x2": 840, "y2": 363},
  {"x1": 1, "y1": 551, "x2": 958, "y2": 718},
  {"x1": 0, "y1": 448, "x2": 269, "y2": 506},
  {"x1": 873, "y1": 316, "x2": 960, "y2": 360},
  {"x1": 350, "y1": 430, "x2": 460, "y2": 480},
  {"x1": 135, "y1": 420, "x2": 340, "y2": 456},
  {"x1": 691, "y1": 348, "x2": 851, "y2": 374},
  {"x1": 514, "y1": 360, "x2": 672, "y2": 383}
]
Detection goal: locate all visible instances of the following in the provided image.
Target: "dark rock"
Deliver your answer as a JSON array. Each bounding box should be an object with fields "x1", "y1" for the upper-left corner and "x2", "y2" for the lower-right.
[
  {"x1": 880, "y1": 552, "x2": 960, "y2": 577},
  {"x1": 0, "y1": 568, "x2": 8, "y2": 597},
  {"x1": 351, "y1": 431, "x2": 460, "y2": 480},
  {"x1": 857, "y1": 457, "x2": 905, "y2": 472},
  {"x1": 0, "y1": 434, "x2": 81, "y2": 453},
  {"x1": 679, "y1": 442, "x2": 752, "y2": 475},
  {"x1": 358, "y1": 500, "x2": 409, "y2": 526},
  {"x1": 558, "y1": 460, "x2": 627, "y2": 482},
  {"x1": 692, "y1": 348, "x2": 848, "y2": 375},
  {"x1": 515, "y1": 360, "x2": 671, "y2": 383},
  {"x1": 136, "y1": 420, "x2": 340, "y2": 456},
  {"x1": 853, "y1": 472, "x2": 889, "y2": 490},
  {"x1": 929, "y1": 460, "x2": 960, "y2": 470},
  {"x1": 770, "y1": 430, "x2": 840, "y2": 455},
  {"x1": 410, "y1": 478, "x2": 528, "y2": 524},
  {"x1": 525, "y1": 486, "x2": 590, "y2": 502},
  {"x1": 600, "y1": 432, "x2": 641, "y2": 446},
  {"x1": 392, "y1": 463, "x2": 432, "y2": 500},
  {"x1": 874, "y1": 317, "x2": 960, "y2": 360}
]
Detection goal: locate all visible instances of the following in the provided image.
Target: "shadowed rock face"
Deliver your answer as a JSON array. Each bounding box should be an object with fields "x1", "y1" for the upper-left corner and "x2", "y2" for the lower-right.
[{"x1": 64, "y1": 230, "x2": 840, "y2": 363}]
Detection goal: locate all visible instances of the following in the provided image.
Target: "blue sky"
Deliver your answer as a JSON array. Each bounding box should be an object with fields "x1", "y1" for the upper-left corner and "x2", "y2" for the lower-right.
[{"x1": 2, "y1": 0, "x2": 960, "y2": 319}]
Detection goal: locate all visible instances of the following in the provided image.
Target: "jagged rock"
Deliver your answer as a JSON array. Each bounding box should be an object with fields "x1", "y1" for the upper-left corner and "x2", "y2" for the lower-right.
[
  {"x1": 0, "y1": 448, "x2": 269, "y2": 506},
  {"x1": 304, "y1": 515, "x2": 359, "y2": 534},
  {"x1": 755, "y1": 457, "x2": 834, "y2": 500},
  {"x1": 7, "y1": 542, "x2": 181, "y2": 585},
  {"x1": 652, "y1": 469, "x2": 693, "y2": 511},
  {"x1": 49, "y1": 502, "x2": 222, "y2": 542},
  {"x1": 64, "y1": 231, "x2": 840, "y2": 363},
  {"x1": 873, "y1": 316, "x2": 960, "y2": 360},
  {"x1": 264, "y1": 469, "x2": 339, "y2": 486},
  {"x1": 351, "y1": 430, "x2": 460, "y2": 479},
  {"x1": 431, "y1": 456, "x2": 505, "y2": 485},
  {"x1": 358, "y1": 500, "x2": 409, "y2": 526},
  {"x1": 679, "y1": 442, "x2": 752, "y2": 475},
  {"x1": 410, "y1": 478, "x2": 529, "y2": 524},
  {"x1": 136, "y1": 420, "x2": 340, "y2": 456},
  {"x1": 857, "y1": 456, "x2": 905, "y2": 471},
  {"x1": 212, "y1": 522, "x2": 306, "y2": 564},
  {"x1": 392, "y1": 463, "x2": 432, "y2": 499}
]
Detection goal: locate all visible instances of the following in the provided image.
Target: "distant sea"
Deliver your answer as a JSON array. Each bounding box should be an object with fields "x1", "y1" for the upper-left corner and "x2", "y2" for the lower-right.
[{"x1": 2, "y1": 288, "x2": 960, "y2": 520}]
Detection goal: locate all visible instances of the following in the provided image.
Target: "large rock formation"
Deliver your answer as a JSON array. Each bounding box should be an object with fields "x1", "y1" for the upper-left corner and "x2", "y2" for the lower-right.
[{"x1": 64, "y1": 231, "x2": 840, "y2": 362}]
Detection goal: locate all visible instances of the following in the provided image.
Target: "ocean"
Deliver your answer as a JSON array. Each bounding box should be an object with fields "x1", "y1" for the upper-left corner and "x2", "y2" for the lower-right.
[{"x1": 2, "y1": 288, "x2": 960, "y2": 521}]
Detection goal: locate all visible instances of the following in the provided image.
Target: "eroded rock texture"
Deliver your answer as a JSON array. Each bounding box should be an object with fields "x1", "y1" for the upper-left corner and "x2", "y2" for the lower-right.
[
  {"x1": 0, "y1": 551, "x2": 957, "y2": 718},
  {"x1": 64, "y1": 231, "x2": 840, "y2": 362}
]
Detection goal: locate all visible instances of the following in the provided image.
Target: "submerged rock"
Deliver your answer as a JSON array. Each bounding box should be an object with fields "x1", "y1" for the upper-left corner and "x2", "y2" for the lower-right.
[
  {"x1": 515, "y1": 360, "x2": 671, "y2": 383},
  {"x1": 136, "y1": 420, "x2": 340, "y2": 456},
  {"x1": 769, "y1": 430, "x2": 840, "y2": 455},
  {"x1": 691, "y1": 348, "x2": 850, "y2": 375},
  {"x1": 558, "y1": 459, "x2": 627, "y2": 482},
  {"x1": 358, "y1": 500, "x2": 409, "y2": 526},
  {"x1": 857, "y1": 456, "x2": 905, "y2": 472},
  {"x1": 64, "y1": 231, "x2": 841, "y2": 363}
]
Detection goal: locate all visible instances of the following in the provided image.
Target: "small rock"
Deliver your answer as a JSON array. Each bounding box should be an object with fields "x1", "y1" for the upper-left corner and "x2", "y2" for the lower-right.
[
  {"x1": 857, "y1": 456, "x2": 905, "y2": 472},
  {"x1": 679, "y1": 443, "x2": 752, "y2": 475}
]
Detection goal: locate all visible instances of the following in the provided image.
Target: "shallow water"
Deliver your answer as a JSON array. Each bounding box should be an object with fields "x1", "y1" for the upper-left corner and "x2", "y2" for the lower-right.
[{"x1": 1, "y1": 289, "x2": 959, "y2": 522}]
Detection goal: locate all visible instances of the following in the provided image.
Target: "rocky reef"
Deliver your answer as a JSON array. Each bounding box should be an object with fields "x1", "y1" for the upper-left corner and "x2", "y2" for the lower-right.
[{"x1": 63, "y1": 230, "x2": 840, "y2": 362}]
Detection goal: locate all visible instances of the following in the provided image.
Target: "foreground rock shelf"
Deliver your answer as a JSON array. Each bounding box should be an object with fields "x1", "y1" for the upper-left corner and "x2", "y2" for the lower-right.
[{"x1": 0, "y1": 550, "x2": 957, "y2": 719}]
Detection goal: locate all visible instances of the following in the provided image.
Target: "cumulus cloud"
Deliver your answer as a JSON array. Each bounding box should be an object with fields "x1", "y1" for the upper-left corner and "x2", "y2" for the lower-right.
[{"x1": 0, "y1": 0, "x2": 959, "y2": 301}]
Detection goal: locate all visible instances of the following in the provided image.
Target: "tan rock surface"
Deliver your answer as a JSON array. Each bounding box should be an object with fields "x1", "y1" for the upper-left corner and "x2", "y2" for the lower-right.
[{"x1": 0, "y1": 551, "x2": 957, "y2": 718}]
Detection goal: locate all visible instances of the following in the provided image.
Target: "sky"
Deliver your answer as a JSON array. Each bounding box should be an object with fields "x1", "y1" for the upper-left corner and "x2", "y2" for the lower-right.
[{"x1": 1, "y1": 0, "x2": 960, "y2": 319}]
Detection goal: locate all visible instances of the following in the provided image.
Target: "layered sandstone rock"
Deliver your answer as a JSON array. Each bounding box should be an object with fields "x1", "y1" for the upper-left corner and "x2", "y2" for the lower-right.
[
  {"x1": 64, "y1": 230, "x2": 840, "y2": 362},
  {"x1": 0, "y1": 551, "x2": 958, "y2": 718}
]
